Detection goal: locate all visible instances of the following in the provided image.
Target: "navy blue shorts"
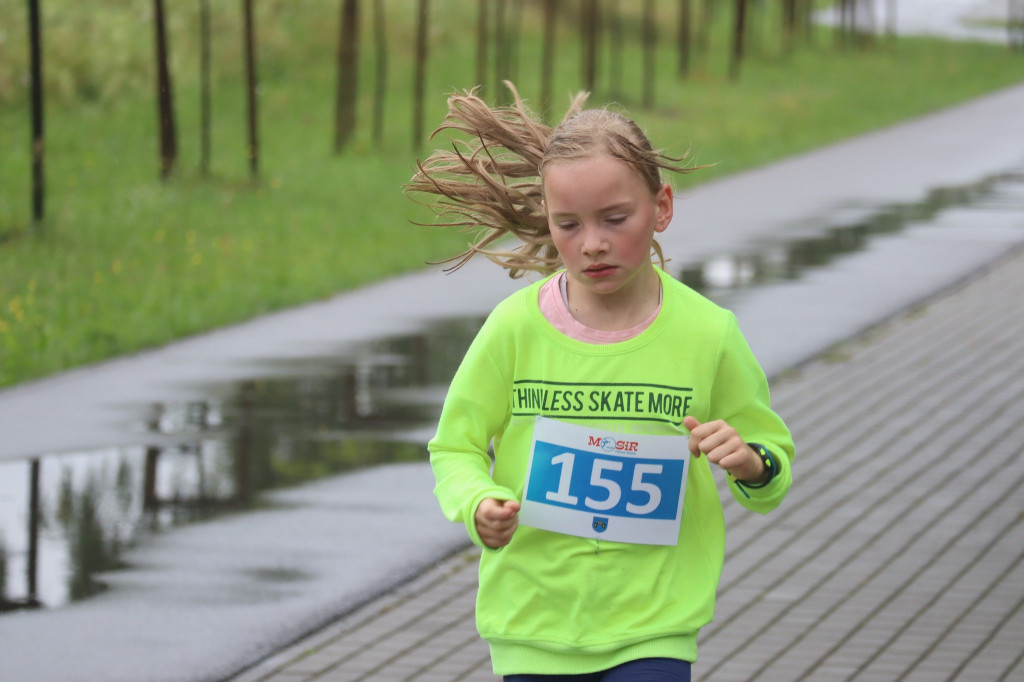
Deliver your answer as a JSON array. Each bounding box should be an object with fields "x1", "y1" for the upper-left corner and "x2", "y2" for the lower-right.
[{"x1": 504, "y1": 657, "x2": 691, "y2": 682}]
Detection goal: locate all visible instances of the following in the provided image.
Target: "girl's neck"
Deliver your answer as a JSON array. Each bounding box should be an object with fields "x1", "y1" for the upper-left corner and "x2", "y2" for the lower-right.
[{"x1": 564, "y1": 267, "x2": 662, "y2": 331}]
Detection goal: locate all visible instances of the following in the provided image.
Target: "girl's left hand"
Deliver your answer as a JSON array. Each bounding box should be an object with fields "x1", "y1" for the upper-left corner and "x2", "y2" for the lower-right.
[{"x1": 683, "y1": 416, "x2": 766, "y2": 484}]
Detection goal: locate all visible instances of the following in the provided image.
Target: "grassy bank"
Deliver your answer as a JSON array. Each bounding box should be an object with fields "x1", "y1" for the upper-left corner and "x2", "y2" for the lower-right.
[{"x1": 2, "y1": 1, "x2": 1023, "y2": 389}]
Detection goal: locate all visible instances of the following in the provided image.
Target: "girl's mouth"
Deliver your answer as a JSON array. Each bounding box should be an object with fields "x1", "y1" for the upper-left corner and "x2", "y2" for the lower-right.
[{"x1": 583, "y1": 264, "x2": 616, "y2": 279}]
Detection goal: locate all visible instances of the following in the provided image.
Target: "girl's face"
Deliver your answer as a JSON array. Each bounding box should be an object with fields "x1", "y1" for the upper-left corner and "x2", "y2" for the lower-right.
[{"x1": 543, "y1": 153, "x2": 673, "y2": 308}]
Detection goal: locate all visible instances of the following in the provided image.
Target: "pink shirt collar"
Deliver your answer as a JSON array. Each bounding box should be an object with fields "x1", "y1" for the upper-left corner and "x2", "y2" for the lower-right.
[{"x1": 539, "y1": 272, "x2": 661, "y2": 344}]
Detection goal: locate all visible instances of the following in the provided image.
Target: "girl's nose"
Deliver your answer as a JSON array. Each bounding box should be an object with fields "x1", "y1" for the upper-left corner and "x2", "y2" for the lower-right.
[{"x1": 581, "y1": 225, "x2": 607, "y2": 255}]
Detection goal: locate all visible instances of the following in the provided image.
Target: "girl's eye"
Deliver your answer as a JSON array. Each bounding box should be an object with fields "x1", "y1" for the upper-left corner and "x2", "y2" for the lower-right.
[
  {"x1": 556, "y1": 221, "x2": 578, "y2": 230},
  {"x1": 606, "y1": 215, "x2": 627, "y2": 225}
]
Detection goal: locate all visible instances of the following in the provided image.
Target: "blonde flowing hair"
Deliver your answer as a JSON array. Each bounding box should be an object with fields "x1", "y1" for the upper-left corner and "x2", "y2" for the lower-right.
[{"x1": 405, "y1": 82, "x2": 697, "y2": 278}]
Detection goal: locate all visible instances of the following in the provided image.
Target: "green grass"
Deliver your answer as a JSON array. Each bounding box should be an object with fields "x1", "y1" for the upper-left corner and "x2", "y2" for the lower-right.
[{"x1": 2, "y1": 0, "x2": 1024, "y2": 389}]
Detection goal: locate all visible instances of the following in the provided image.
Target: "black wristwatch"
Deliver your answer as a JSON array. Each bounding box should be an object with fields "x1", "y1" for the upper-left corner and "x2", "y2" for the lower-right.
[{"x1": 741, "y1": 443, "x2": 778, "y2": 488}]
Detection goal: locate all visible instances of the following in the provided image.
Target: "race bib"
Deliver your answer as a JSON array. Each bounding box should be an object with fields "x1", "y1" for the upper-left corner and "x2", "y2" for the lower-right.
[{"x1": 519, "y1": 416, "x2": 688, "y2": 546}]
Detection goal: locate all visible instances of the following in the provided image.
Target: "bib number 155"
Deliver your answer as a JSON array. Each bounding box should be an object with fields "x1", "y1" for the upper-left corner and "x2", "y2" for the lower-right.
[{"x1": 526, "y1": 443, "x2": 684, "y2": 520}]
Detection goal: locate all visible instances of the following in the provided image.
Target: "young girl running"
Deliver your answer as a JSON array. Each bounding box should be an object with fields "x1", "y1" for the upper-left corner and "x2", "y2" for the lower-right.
[{"x1": 406, "y1": 84, "x2": 794, "y2": 682}]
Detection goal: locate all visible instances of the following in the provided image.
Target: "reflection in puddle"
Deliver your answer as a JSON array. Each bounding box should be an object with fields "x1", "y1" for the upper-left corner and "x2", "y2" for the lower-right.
[
  {"x1": 0, "y1": 318, "x2": 482, "y2": 612},
  {"x1": 679, "y1": 169, "x2": 1024, "y2": 302},
  {"x1": 1, "y1": 166, "x2": 1022, "y2": 613}
]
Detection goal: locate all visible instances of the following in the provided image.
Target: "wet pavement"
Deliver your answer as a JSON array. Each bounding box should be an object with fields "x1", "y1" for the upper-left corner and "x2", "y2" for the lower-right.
[
  {"x1": 1, "y1": 78, "x2": 1024, "y2": 680},
  {"x1": 232, "y1": 243, "x2": 1024, "y2": 682}
]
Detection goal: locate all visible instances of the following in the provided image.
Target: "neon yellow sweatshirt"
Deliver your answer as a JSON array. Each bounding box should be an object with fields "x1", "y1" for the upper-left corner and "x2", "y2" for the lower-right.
[{"x1": 429, "y1": 268, "x2": 794, "y2": 676}]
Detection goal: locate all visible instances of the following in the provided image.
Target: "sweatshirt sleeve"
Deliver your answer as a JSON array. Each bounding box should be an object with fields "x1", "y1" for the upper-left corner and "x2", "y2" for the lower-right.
[
  {"x1": 710, "y1": 313, "x2": 794, "y2": 514},
  {"x1": 428, "y1": 313, "x2": 518, "y2": 548}
]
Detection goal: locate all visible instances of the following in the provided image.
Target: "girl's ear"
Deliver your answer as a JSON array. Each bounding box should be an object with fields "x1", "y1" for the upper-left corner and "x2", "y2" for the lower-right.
[{"x1": 653, "y1": 183, "x2": 674, "y2": 233}]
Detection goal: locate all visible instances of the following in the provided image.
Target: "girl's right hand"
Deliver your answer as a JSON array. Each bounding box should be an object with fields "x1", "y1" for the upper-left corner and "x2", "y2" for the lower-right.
[{"x1": 475, "y1": 498, "x2": 521, "y2": 549}]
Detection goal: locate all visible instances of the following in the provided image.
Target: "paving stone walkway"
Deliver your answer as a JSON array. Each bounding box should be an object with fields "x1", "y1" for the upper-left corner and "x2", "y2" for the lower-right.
[{"x1": 234, "y1": 247, "x2": 1024, "y2": 682}]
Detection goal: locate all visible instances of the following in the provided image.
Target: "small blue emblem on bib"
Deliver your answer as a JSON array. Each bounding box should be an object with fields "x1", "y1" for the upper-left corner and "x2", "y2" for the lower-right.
[{"x1": 592, "y1": 517, "x2": 609, "y2": 533}]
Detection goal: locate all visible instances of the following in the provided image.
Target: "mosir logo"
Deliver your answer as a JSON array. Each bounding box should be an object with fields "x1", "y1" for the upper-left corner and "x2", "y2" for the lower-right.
[{"x1": 588, "y1": 435, "x2": 639, "y2": 453}]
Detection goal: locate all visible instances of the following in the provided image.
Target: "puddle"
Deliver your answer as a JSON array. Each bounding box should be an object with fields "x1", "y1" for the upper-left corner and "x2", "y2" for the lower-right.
[
  {"x1": 0, "y1": 318, "x2": 482, "y2": 612},
  {"x1": 1, "y1": 166, "x2": 1022, "y2": 613},
  {"x1": 679, "y1": 168, "x2": 1024, "y2": 305}
]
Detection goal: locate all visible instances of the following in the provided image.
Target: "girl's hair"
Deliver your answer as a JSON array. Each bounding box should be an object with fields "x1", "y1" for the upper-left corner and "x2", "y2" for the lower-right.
[{"x1": 405, "y1": 82, "x2": 696, "y2": 278}]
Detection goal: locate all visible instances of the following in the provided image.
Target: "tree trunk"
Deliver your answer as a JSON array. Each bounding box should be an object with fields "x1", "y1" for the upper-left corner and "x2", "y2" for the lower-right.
[
  {"x1": 475, "y1": 0, "x2": 488, "y2": 91},
  {"x1": 334, "y1": 0, "x2": 360, "y2": 153},
  {"x1": 836, "y1": 0, "x2": 852, "y2": 46},
  {"x1": 1010, "y1": 0, "x2": 1024, "y2": 51},
  {"x1": 729, "y1": 0, "x2": 747, "y2": 81},
  {"x1": 803, "y1": 0, "x2": 815, "y2": 42},
  {"x1": 372, "y1": 0, "x2": 387, "y2": 142},
  {"x1": 581, "y1": 0, "x2": 599, "y2": 93},
  {"x1": 607, "y1": 0, "x2": 622, "y2": 99},
  {"x1": 27, "y1": 0, "x2": 45, "y2": 222},
  {"x1": 782, "y1": 0, "x2": 796, "y2": 51},
  {"x1": 507, "y1": 0, "x2": 523, "y2": 90},
  {"x1": 677, "y1": 0, "x2": 691, "y2": 78},
  {"x1": 642, "y1": 0, "x2": 656, "y2": 108},
  {"x1": 541, "y1": 0, "x2": 556, "y2": 118},
  {"x1": 494, "y1": 0, "x2": 508, "y2": 103},
  {"x1": 242, "y1": 0, "x2": 259, "y2": 177},
  {"x1": 199, "y1": 0, "x2": 211, "y2": 175},
  {"x1": 859, "y1": 0, "x2": 876, "y2": 42},
  {"x1": 153, "y1": 0, "x2": 177, "y2": 179},
  {"x1": 412, "y1": 0, "x2": 429, "y2": 151}
]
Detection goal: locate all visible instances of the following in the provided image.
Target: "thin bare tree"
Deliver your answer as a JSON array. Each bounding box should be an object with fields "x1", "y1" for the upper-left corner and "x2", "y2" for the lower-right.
[
  {"x1": 372, "y1": 0, "x2": 387, "y2": 142},
  {"x1": 491, "y1": 0, "x2": 523, "y2": 105},
  {"x1": 242, "y1": 0, "x2": 259, "y2": 177},
  {"x1": 860, "y1": 0, "x2": 877, "y2": 40},
  {"x1": 642, "y1": 0, "x2": 657, "y2": 107},
  {"x1": 581, "y1": 0, "x2": 599, "y2": 93},
  {"x1": 334, "y1": 0, "x2": 360, "y2": 153},
  {"x1": 608, "y1": 0, "x2": 624, "y2": 99},
  {"x1": 27, "y1": 0, "x2": 45, "y2": 222},
  {"x1": 199, "y1": 0, "x2": 212, "y2": 175},
  {"x1": 476, "y1": 0, "x2": 488, "y2": 92},
  {"x1": 782, "y1": 0, "x2": 797, "y2": 51},
  {"x1": 412, "y1": 0, "x2": 429, "y2": 151},
  {"x1": 1011, "y1": 0, "x2": 1024, "y2": 51},
  {"x1": 837, "y1": 0, "x2": 874, "y2": 47},
  {"x1": 507, "y1": 0, "x2": 524, "y2": 90},
  {"x1": 541, "y1": 0, "x2": 557, "y2": 117},
  {"x1": 729, "y1": 0, "x2": 747, "y2": 81},
  {"x1": 154, "y1": 0, "x2": 177, "y2": 179},
  {"x1": 677, "y1": 0, "x2": 692, "y2": 78},
  {"x1": 494, "y1": 0, "x2": 509, "y2": 103},
  {"x1": 835, "y1": 0, "x2": 852, "y2": 46},
  {"x1": 802, "y1": 0, "x2": 816, "y2": 42}
]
